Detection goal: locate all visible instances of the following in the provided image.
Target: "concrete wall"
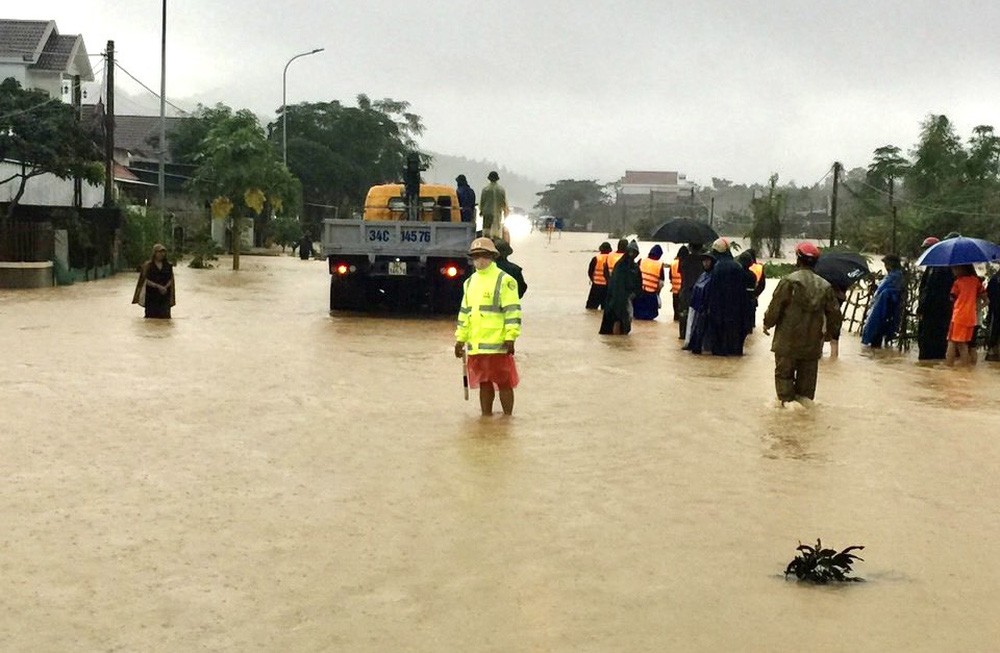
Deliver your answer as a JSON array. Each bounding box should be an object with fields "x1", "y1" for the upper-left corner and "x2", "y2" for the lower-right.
[
  {"x1": 0, "y1": 160, "x2": 103, "y2": 207},
  {"x1": 211, "y1": 217, "x2": 254, "y2": 250},
  {"x1": 620, "y1": 184, "x2": 685, "y2": 196},
  {"x1": 0, "y1": 261, "x2": 54, "y2": 288},
  {"x1": 0, "y1": 67, "x2": 63, "y2": 96},
  {"x1": 0, "y1": 65, "x2": 28, "y2": 86}
]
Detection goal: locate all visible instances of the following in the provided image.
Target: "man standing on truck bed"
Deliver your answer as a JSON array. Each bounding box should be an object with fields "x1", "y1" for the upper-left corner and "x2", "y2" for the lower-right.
[
  {"x1": 455, "y1": 237, "x2": 522, "y2": 416},
  {"x1": 480, "y1": 171, "x2": 509, "y2": 239},
  {"x1": 456, "y1": 175, "x2": 476, "y2": 223}
]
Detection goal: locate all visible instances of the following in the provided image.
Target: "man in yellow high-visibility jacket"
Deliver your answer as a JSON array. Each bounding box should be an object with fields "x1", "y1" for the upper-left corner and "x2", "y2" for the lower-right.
[{"x1": 455, "y1": 237, "x2": 522, "y2": 415}]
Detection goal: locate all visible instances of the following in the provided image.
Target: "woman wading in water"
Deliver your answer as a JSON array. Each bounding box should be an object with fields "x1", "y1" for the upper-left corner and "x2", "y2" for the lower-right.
[{"x1": 132, "y1": 244, "x2": 175, "y2": 319}]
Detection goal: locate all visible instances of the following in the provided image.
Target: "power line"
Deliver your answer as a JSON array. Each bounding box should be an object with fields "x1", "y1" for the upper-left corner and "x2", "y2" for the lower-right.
[
  {"x1": 0, "y1": 95, "x2": 61, "y2": 121},
  {"x1": 808, "y1": 164, "x2": 834, "y2": 189},
  {"x1": 113, "y1": 61, "x2": 190, "y2": 116},
  {"x1": 847, "y1": 175, "x2": 1000, "y2": 219}
]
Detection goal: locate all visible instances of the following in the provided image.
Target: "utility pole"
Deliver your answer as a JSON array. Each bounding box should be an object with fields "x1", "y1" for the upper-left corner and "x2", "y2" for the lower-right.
[
  {"x1": 158, "y1": 0, "x2": 167, "y2": 237},
  {"x1": 709, "y1": 197, "x2": 715, "y2": 228},
  {"x1": 103, "y1": 41, "x2": 115, "y2": 208},
  {"x1": 830, "y1": 161, "x2": 841, "y2": 247},
  {"x1": 888, "y1": 176, "x2": 896, "y2": 254},
  {"x1": 72, "y1": 74, "x2": 82, "y2": 208},
  {"x1": 690, "y1": 187, "x2": 696, "y2": 219},
  {"x1": 892, "y1": 205, "x2": 898, "y2": 254}
]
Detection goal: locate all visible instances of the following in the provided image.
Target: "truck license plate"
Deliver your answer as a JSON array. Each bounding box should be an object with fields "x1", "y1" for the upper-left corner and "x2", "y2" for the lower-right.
[{"x1": 388, "y1": 261, "x2": 407, "y2": 275}]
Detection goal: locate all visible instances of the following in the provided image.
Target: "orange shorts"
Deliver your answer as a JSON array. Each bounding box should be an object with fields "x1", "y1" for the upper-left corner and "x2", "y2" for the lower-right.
[
  {"x1": 948, "y1": 322, "x2": 975, "y2": 343},
  {"x1": 467, "y1": 354, "x2": 519, "y2": 389}
]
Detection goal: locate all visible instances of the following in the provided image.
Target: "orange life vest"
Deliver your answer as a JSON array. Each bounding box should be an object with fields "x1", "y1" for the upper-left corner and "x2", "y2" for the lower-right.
[
  {"x1": 640, "y1": 258, "x2": 664, "y2": 293},
  {"x1": 749, "y1": 262, "x2": 764, "y2": 284},
  {"x1": 605, "y1": 251, "x2": 624, "y2": 277},
  {"x1": 592, "y1": 253, "x2": 609, "y2": 286},
  {"x1": 669, "y1": 258, "x2": 682, "y2": 294}
]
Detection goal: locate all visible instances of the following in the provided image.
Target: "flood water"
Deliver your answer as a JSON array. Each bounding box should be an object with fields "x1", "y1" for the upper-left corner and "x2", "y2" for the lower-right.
[{"x1": 2, "y1": 232, "x2": 1000, "y2": 651}]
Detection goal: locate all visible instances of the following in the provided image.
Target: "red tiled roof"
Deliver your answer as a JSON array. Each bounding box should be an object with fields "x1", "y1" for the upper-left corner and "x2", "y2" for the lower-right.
[{"x1": 114, "y1": 162, "x2": 139, "y2": 181}]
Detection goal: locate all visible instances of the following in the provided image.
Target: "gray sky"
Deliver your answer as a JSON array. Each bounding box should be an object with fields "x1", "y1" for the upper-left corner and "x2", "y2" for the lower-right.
[{"x1": 11, "y1": 1, "x2": 1000, "y2": 186}]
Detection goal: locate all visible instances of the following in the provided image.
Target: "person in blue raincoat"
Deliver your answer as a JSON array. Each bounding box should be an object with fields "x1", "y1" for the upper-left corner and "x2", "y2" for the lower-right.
[
  {"x1": 684, "y1": 251, "x2": 715, "y2": 353},
  {"x1": 861, "y1": 254, "x2": 905, "y2": 348},
  {"x1": 703, "y1": 238, "x2": 754, "y2": 356}
]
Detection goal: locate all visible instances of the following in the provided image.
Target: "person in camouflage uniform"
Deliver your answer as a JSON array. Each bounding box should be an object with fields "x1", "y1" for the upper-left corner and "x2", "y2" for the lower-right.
[{"x1": 763, "y1": 242, "x2": 843, "y2": 405}]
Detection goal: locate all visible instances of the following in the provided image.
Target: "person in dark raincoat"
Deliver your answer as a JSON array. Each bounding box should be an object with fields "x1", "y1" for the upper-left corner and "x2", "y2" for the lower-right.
[
  {"x1": 986, "y1": 271, "x2": 1000, "y2": 362},
  {"x1": 916, "y1": 236, "x2": 953, "y2": 360},
  {"x1": 600, "y1": 240, "x2": 641, "y2": 335},
  {"x1": 703, "y1": 238, "x2": 753, "y2": 356},
  {"x1": 132, "y1": 243, "x2": 175, "y2": 319},
  {"x1": 736, "y1": 249, "x2": 762, "y2": 336},
  {"x1": 493, "y1": 238, "x2": 528, "y2": 298},
  {"x1": 676, "y1": 242, "x2": 706, "y2": 339},
  {"x1": 668, "y1": 246, "x2": 688, "y2": 322},
  {"x1": 633, "y1": 244, "x2": 666, "y2": 320},
  {"x1": 861, "y1": 254, "x2": 904, "y2": 348},
  {"x1": 298, "y1": 233, "x2": 314, "y2": 260},
  {"x1": 456, "y1": 175, "x2": 476, "y2": 223},
  {"x1": 684, "y1": 251, "x2": 715, "y2": 353},
  {"x1": 586, "y1": 241, "x2": 613, "y2": 310}
]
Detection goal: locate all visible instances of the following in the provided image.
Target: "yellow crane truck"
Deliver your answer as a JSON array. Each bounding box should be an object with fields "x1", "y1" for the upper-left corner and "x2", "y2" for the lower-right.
[{"x1": 321, "y1": 153, "x2": 475, "y2": 312}]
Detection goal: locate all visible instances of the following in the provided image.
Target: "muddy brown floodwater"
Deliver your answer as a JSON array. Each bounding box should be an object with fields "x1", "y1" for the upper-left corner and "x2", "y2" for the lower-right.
[{"x1": 2, "y1": 232, "x2": 1000, "y2": 651}]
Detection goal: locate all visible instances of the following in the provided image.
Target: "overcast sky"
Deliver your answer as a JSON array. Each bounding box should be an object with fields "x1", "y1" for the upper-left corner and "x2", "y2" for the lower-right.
[{"x1": 11, "y1": 1, "x2": 1000, "y2": 186}]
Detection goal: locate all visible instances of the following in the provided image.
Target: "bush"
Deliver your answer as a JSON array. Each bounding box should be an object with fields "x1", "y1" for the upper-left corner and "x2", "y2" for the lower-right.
[
  {"x1": 268, "y1": 214, "x2": 304, "y2": 252},
  {"x1": 631, "y1": 217, "x2": 656, "y2": 240},
  {"x1": 785, "y1": 539, "x2": 864, "y2": 584},
  {"x1": 763, "y1": 261, "x2": 796, "y2": 278},
  {"x1": 187, "y1": 226, "x2": 220, "y2": 269},
  {"x1": 121, "y1": 207, "x2": 164, "y2": 270}
]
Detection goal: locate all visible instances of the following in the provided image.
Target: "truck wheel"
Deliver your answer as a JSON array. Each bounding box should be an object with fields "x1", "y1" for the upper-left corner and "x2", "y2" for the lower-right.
[
  {"x1": 430, "y1": 277, "x2": 463, "y2": 314},
  {"x1": 330, "y1": 277, "x2": 363, "y2": 311}
]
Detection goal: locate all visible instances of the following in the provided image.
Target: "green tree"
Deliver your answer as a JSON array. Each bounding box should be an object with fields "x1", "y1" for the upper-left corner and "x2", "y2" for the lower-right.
[
  {"x1": 272, "y1": 95, "x2": 427, "y2": 228},
  {"x1": 187, "y1": 105, "x2": 300, "y2": 270},
  {"x1": 867, "y1": 145, "x2": 909, "y2": 192},
  {"x1": 0, "y1": 77, "x2": 103, "y2": 226},
  {"x1": 906, "y1": 114, "x2": 965, "y2": 200},
  {"x1": 535, "y1": 179, "x2": 608, "y2": 218},
  {"x1": 965, "y1": 125, "x2": 1000, "y2": 183},
  {"x1": 169, "y1": 103, "x2": 234, "y2": 164},
  {"x1": 749, "y1": 174, "x2": 784, "y2": 257},
  {"x1": 269, "y1": 214, "x2": 304, "y2": 252}
]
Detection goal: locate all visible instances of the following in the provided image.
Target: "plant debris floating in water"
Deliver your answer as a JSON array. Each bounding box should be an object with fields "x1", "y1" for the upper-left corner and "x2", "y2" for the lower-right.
[{"x1": 784, "y1": 539, "x2": 865, "y2": 584}]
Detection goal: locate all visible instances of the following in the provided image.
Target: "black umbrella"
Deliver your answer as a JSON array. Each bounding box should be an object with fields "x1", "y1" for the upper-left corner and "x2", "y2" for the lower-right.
[
  {"x1": 650, "y1": 218, "x2": 719, "y2": 245},
  {"x1": 815, "y1": 252, "x2": 870, "y2": 291}
]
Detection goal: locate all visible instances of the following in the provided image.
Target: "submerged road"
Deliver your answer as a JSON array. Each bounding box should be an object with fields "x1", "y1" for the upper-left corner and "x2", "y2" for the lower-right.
[{"x1": 2, "y1": 232, "x2": 999, "y2": 651}]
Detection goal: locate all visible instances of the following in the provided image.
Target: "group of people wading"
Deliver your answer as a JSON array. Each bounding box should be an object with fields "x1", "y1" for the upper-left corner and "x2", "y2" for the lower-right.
[
  {"x1": 846, "y1": 234, "x2": 999, "y2": 365},
  {"x1": 587, "y1": 238, "x2": 843, "y2": 406},
  {"x1": 587, "y1": 237, "x2": 766, "y2": 353}
]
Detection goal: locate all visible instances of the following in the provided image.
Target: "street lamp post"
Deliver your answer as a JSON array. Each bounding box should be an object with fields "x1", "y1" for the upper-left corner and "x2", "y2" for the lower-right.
[{"x1": 282, "y1": 48, "x2": 324, "y2": 167}]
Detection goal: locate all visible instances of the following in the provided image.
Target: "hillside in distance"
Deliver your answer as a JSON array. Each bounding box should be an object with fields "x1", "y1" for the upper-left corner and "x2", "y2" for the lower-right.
[{"x1": 424, "y1": 153, "x2": 546, "y2": 211}]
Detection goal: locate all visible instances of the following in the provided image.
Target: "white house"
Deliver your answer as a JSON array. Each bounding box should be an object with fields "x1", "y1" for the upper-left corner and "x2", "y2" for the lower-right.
[
  {"x1": 618, "y1": 170, "x2": 694, "y2": 198},
  {"x1": 1, "y1": 19, "x2": 101, "y2": 208},
  {"x1": 0, "y1": 19, "x2": 94, "y2": 98}
]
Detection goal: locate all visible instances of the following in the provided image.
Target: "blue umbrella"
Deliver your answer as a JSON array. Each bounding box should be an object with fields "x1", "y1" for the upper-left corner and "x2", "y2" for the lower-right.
[{"x1": 915, "y1": 236, "x2": 1000, "y2": 267}]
